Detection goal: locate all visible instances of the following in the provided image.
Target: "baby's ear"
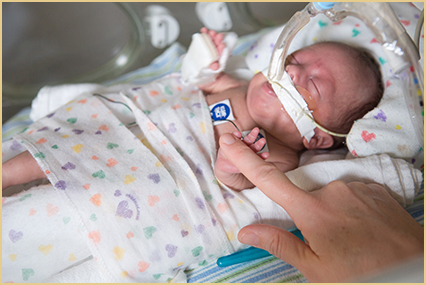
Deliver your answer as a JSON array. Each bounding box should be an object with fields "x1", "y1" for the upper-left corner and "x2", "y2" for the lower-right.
[{"x1": 302, "y1": 129, "x2": 334, "y2": 150}]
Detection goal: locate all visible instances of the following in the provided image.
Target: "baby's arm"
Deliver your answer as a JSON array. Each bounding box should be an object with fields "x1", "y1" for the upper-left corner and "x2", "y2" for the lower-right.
[
  {"x1": 215, "y1": 128, "x2": 269, "y2": 191},
  {"x1": 2, "y1": 151, "x2": 46, "y2": 190}
]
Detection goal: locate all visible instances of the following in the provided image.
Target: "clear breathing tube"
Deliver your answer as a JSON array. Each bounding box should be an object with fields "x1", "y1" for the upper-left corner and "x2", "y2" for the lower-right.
[
  {"x1": 268, "y1": 2, "x2": 325, "y2": 82},
  {"x1": 268, "y1": 2, "x2": 424, "y2": 146}
]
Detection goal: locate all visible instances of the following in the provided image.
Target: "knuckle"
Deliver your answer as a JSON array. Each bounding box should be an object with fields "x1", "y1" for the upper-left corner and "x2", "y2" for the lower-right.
[
  {"x1": 329, "y1": 180, "x2": 348, "y2": 188},
  {"x1": 326, "y1": 180, "x2": 351, "y2": 193},
  {"x1": 263, "y1": 231, "x2": 286, "y2": 257},
  {"x1": 251, "y1": 163, "x2": 278, "y2": 184},
  {"x1": 346, "y1": 181, "x2": 362, "y2": 188},
  {"x1": 367, "y1": 183, "x2": 386, "y2": 192}
]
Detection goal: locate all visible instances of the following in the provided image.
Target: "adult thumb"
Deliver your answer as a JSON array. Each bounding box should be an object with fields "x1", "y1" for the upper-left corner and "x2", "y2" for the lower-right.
[{"x1": 238, "y1": 224, "x2": 314, "y2": 269}]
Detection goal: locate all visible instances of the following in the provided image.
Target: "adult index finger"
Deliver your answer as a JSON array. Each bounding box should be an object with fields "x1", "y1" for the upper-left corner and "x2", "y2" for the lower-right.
[{"x1": 219, "y1": 133, "x2": 313, "y2": 216}]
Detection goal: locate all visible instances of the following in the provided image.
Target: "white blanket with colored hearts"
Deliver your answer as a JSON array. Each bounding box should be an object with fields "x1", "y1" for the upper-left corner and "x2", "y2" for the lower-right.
[{"x1": 11, "y1": 74, "x2": 263, "y2": 282}]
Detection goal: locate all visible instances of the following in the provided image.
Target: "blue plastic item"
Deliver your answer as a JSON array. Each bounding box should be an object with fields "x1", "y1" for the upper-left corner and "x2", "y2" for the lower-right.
[
  {"x1": 313, "y1": 2, "x2": 335, "y2": 10},
  {"x1": 217, "y1": 228, "x2": 304, "y2": 267}
]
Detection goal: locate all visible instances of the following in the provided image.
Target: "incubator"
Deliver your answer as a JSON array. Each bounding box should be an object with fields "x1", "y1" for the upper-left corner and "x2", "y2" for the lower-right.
[
  {"x1": 2, "y1": 2, "x2": 306, "y2": 122},
  {"x1": 267, "y1": 2, "x2": 424, "y2": 149},
  {"x1": 1, "y1": 2, "x2": 424, "y2": 283}
]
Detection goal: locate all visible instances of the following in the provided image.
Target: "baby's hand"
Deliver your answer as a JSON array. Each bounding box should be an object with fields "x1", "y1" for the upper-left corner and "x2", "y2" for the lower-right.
[
  {"x1": 200, "y1": 27, "x2": 225, "y2": 71},
  {"x1": 214, "y1": 128, "x2": 269, "y2": 190},
  {"x1": 238, "y1": 127, "x2": 270, "y2": 160},
  {"x1": 215, "y1": 128, "x2": 269, "y2": 175}
]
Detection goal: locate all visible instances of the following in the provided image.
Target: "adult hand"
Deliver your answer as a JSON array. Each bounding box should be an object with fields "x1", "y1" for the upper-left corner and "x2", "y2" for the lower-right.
[
  {"x1": 218, "y1": 133, "x2": 424, "y2": 282},
  {"x1": 214, "y1": 128, "x2": 269, "y2": 190}
]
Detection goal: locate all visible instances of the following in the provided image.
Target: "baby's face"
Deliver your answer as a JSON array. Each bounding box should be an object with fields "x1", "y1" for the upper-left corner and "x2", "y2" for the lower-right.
[
  {"x1": 247, "y1": 43, "x2": 364, "y2": 141},
  {"x1": 246, "y1": 72, "x2": 301, "y2": 144}
]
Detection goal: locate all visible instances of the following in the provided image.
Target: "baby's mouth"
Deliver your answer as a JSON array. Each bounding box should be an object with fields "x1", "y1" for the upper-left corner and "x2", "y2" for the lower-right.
[{"x1": 262, "y1": 81, "x2": 277, "y2": 97}]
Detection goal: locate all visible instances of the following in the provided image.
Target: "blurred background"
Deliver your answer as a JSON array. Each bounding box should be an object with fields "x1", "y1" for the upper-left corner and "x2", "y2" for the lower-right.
[{"x1": 2, "y1": 2, "x2": 307, "y2": 122}]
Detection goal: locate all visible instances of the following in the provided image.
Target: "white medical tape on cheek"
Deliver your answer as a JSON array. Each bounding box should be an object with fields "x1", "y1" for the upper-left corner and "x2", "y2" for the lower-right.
[{"x1": 261, "y1": 70, "x2": 316, "y2": 142}]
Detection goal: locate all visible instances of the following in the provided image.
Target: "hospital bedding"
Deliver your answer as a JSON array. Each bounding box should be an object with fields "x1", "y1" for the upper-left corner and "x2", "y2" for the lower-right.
[
  {"x1": 187, "y1": 190, "x2": 424, "y2": 284},
  {"x1": 2, "y1": 3, "x2": 424, "y2": 282}
]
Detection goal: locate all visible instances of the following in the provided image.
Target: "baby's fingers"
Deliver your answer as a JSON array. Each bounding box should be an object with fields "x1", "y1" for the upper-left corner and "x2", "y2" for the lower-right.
[
  {"x1": 250, "y1": 138, "x2": 266, "y2": 153},
  {"x1": 201, "y1": 28, "x2": 224, "y2": 51},
  {"x1": 213, "y1": 33, "x2": 224, "y2": 46},
  {"x1": 216, "y1": 42, "x2": 225, "y2": 56},
  {"x1": 209, "y1": 62, "x2": 220, "y2": 71},
  {"x1": 243, "y1": 127, "x2": 260, "y2": 145},
  {"x1": 259, "y1": 151, "x2": 269, "y2": 160},
  {"x1": 208, "y1": 29, "x2": 218, "y2": 38},
  {"x1": 232, "y1": 131, "x2": 243, "y2": 140}
]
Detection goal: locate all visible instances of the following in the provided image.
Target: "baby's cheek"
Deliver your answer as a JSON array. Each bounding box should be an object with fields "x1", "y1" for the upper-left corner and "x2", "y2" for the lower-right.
[{"x1": 296, "y1": 86, "x2": 322, "y2": 124}]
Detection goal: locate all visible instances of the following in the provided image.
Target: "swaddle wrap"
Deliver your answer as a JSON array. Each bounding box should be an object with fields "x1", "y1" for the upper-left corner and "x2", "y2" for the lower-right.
[{"x1": 13, "y1": 74, "x2": 261, "y2": 282}]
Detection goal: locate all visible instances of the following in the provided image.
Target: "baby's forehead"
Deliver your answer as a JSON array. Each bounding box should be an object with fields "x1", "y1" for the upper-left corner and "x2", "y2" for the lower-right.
[{"x1": 296, "y1": 42, "x2": 351, "y2": 55}]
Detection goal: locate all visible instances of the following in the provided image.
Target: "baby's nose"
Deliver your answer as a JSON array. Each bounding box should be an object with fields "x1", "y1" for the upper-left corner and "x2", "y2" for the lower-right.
[{"x1": 285, "y1": 65, "x2": 297, "y2": 83}]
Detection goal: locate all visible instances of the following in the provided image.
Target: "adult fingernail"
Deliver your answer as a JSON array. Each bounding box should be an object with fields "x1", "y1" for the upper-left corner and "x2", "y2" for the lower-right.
[
  {"x1": 240, "y1": 232, "x2": 260, "y2": 246},
  {"x1": 221, "y1": 133, "x2": 236, "y2": 145}
]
